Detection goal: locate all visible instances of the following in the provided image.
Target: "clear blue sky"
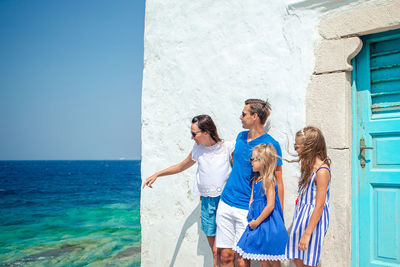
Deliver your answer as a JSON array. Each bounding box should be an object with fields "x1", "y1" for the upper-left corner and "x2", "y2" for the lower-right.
[{"x1": 0, "y1": 0, "x2": 145, "y2": 160}]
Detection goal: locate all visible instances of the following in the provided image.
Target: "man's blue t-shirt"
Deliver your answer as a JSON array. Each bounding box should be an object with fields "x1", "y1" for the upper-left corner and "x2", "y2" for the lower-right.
[{"x1": 220, "y1": 131, "x2": 282, "y2": 210}]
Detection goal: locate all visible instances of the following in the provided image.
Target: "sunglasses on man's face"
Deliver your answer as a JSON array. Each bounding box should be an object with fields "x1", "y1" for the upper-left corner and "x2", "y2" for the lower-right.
[{"x1": 250, "y1": 157, "x2": 261, "y2": 162}]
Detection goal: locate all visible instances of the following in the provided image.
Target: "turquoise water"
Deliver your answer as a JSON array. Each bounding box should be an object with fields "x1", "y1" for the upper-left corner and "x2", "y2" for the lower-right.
[{"x1": 0, "y1": 161, "x2": 141, "y2": 266}]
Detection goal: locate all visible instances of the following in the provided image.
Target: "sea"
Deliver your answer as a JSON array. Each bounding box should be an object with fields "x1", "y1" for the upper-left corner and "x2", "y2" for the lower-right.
[{"x1": 0, "y1": 160, "x2": 141, "y2": 267}]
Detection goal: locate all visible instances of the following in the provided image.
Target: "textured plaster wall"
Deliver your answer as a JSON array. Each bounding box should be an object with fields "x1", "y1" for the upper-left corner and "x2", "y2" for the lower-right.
[
  {"x1": 141, "y1": 0, "x2": 400, "y2": 266},
  {"x1": 140, "y1": 1, "x2": 334, "y2": 266}
]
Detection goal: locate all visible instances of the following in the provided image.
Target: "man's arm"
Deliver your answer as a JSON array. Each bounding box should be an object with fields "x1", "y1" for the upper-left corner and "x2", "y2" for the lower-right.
[{"x1": 274, "y1": 165, "x2": 283, "y2": 211}]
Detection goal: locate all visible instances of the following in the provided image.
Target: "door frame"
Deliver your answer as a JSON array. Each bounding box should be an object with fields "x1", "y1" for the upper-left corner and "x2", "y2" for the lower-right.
[{"x1": 351, "y1": 57, "x2": 360, "y2": 267}]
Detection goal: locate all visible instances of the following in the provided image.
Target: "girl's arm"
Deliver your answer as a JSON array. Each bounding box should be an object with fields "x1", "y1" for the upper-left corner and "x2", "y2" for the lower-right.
[
  {"x1": 249, "y1": 183, "x2": 275, "y2": 230},
  {"x1": 142, "y1": 152, "x2": 196, "y2": 189},
  {"x1": 275, "y1": 165, "x2": 284, "y2": 211},
  {"x1": 298, "y1": 168, "x2": 330, "y2": 250}
]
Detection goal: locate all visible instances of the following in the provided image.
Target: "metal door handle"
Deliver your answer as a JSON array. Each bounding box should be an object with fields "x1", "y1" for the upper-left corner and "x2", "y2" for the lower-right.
[
  {"x1": 360, "y1": 146, "x2": 373, "y2": 150},
  {"x1": 360, "y1": 137, "x2": 373, "y2": 168}
]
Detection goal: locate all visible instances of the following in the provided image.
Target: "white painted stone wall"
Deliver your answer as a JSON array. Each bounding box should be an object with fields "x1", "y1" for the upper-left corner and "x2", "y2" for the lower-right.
[{"x1": 141, "y1": 1, "x2": 338, "y2": 266}]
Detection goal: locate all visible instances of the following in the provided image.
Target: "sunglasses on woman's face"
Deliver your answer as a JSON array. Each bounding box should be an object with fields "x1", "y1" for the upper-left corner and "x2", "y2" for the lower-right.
[
  {"x1": 191, "y1": 131, "x2": 202, "y2": 138},
  {"x1": 250, "y1": 157, "x2": 261, "y2": 162}
]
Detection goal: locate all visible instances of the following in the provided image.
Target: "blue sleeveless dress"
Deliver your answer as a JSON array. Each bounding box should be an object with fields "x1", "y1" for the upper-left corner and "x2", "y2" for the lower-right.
[
  {"x1": 233, "y1": 181, "x2": 288, "y2": 261},
  {"x1": 286, "y1": 167, "x2": 331, "y2": 266}
]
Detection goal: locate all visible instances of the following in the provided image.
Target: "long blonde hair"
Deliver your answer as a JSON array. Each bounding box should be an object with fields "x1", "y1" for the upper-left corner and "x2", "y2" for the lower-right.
[
  {"x1": 252, "y1": 144, "x2": 278, "y2": 194},
  {"x1": 296, "y1": 126, "x2": 331, "y2": 193}
]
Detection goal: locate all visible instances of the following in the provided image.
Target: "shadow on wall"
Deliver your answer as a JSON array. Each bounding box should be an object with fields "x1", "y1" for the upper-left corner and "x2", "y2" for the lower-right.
[
  {"x1": 169, "y1": 204, "x2": 212, "y2": 267},
  {"x1": 167, "y1": 203, "x2": 296, "y2": 267}
]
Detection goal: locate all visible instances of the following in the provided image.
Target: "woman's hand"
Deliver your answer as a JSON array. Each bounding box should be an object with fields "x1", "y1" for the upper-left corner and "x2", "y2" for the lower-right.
[
  {"x1": 142, "y1": 174, "x2": 158, "y2": 189},
  {"x1": 298, "y1": 233, "x2": 311, "y2": 250},
  {"x1": 249, "y1": 220, "x2": 259, "y2": 230}
]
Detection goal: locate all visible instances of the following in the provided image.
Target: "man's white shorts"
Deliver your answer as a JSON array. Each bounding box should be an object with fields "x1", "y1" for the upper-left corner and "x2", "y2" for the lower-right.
[{"x1": 215, "y1": 200, "x2": 249, "y2": 248}]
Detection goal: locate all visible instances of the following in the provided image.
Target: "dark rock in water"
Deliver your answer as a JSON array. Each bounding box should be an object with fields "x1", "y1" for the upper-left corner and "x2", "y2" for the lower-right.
[
  {"x1": 116, "y1": 246, "x2": 141, "y2": 258},
  {"x1": 26, "y1": 244, "x2": 80, "y2": 258},
  {"x1": 1, "y1": 244, "x2": 80, "y2": 266}
]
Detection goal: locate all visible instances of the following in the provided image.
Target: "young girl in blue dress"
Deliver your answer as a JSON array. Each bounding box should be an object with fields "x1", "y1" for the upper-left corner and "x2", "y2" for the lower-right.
[
  {"x1": 286, "y1": 126, "x2": 331, "y2": 267},
  {"x1": 233, "y1": 144, "x2": 288, "y2": 267}
]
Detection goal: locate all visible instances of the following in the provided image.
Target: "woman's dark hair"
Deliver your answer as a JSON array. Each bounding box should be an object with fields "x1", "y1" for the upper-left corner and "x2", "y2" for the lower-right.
[{"x1": 192, "y1": 115, "x2": 222, "y2": 143}]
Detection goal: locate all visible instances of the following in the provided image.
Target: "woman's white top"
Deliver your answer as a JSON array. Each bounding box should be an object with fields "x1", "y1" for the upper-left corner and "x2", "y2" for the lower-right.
[{"x1": 191, "y1": 141, "x2": 235, "y2": 197}]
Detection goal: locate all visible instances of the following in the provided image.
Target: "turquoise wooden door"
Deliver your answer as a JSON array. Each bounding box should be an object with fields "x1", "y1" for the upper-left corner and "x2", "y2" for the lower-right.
[{"x1": 352, "y1": 29, "x2": 400, "y2": 267}]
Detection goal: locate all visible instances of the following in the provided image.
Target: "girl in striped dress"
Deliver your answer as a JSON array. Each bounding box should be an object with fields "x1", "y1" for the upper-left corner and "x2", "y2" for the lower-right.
[{"x1": 286, "y1": 126, "x2": 331, "y2": 267}]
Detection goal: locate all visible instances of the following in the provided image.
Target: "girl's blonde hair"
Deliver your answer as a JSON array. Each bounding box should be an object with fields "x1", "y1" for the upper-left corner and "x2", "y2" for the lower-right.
[
  {"x1": 252, "y1": 144, "x2": 278, "y2": 194},
  {"x1": 296, "y1": 126, "x2": 331, "y2": 193}
]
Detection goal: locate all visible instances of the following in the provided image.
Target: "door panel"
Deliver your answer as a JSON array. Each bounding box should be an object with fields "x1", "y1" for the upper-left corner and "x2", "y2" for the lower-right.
[
  {"x1": 373, "y1": 134, "x2": 400, "y2": 167},
  {"x1": 374, "y1": 188, "x2": 399, "y2": 261}
]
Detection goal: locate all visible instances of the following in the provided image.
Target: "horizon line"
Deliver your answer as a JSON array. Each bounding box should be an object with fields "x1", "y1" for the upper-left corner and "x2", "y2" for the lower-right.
[{"x1": 0, "y1": 159, "x2": 141, "y2": 161}]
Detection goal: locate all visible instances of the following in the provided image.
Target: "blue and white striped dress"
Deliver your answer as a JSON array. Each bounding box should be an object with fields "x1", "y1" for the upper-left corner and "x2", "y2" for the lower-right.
[{"x1": 286, "y1": 167, "x2": 331, "y2": 266}]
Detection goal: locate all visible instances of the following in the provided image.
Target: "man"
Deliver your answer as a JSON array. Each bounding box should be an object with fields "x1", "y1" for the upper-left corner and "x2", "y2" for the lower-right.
[{"x1": 216, "y1": 99, "x2": 283, "y2": 267}]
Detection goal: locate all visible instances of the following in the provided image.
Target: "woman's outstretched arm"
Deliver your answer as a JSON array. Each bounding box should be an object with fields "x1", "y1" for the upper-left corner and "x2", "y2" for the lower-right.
[{"x1": 142, "y1": 152, "x2": 196, "y2": 189}]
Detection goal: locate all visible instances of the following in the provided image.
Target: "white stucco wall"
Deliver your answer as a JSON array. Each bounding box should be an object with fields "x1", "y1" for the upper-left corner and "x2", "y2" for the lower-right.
[{"x1": 141, "y1": 1, "x2": 323, "y2": 266}]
